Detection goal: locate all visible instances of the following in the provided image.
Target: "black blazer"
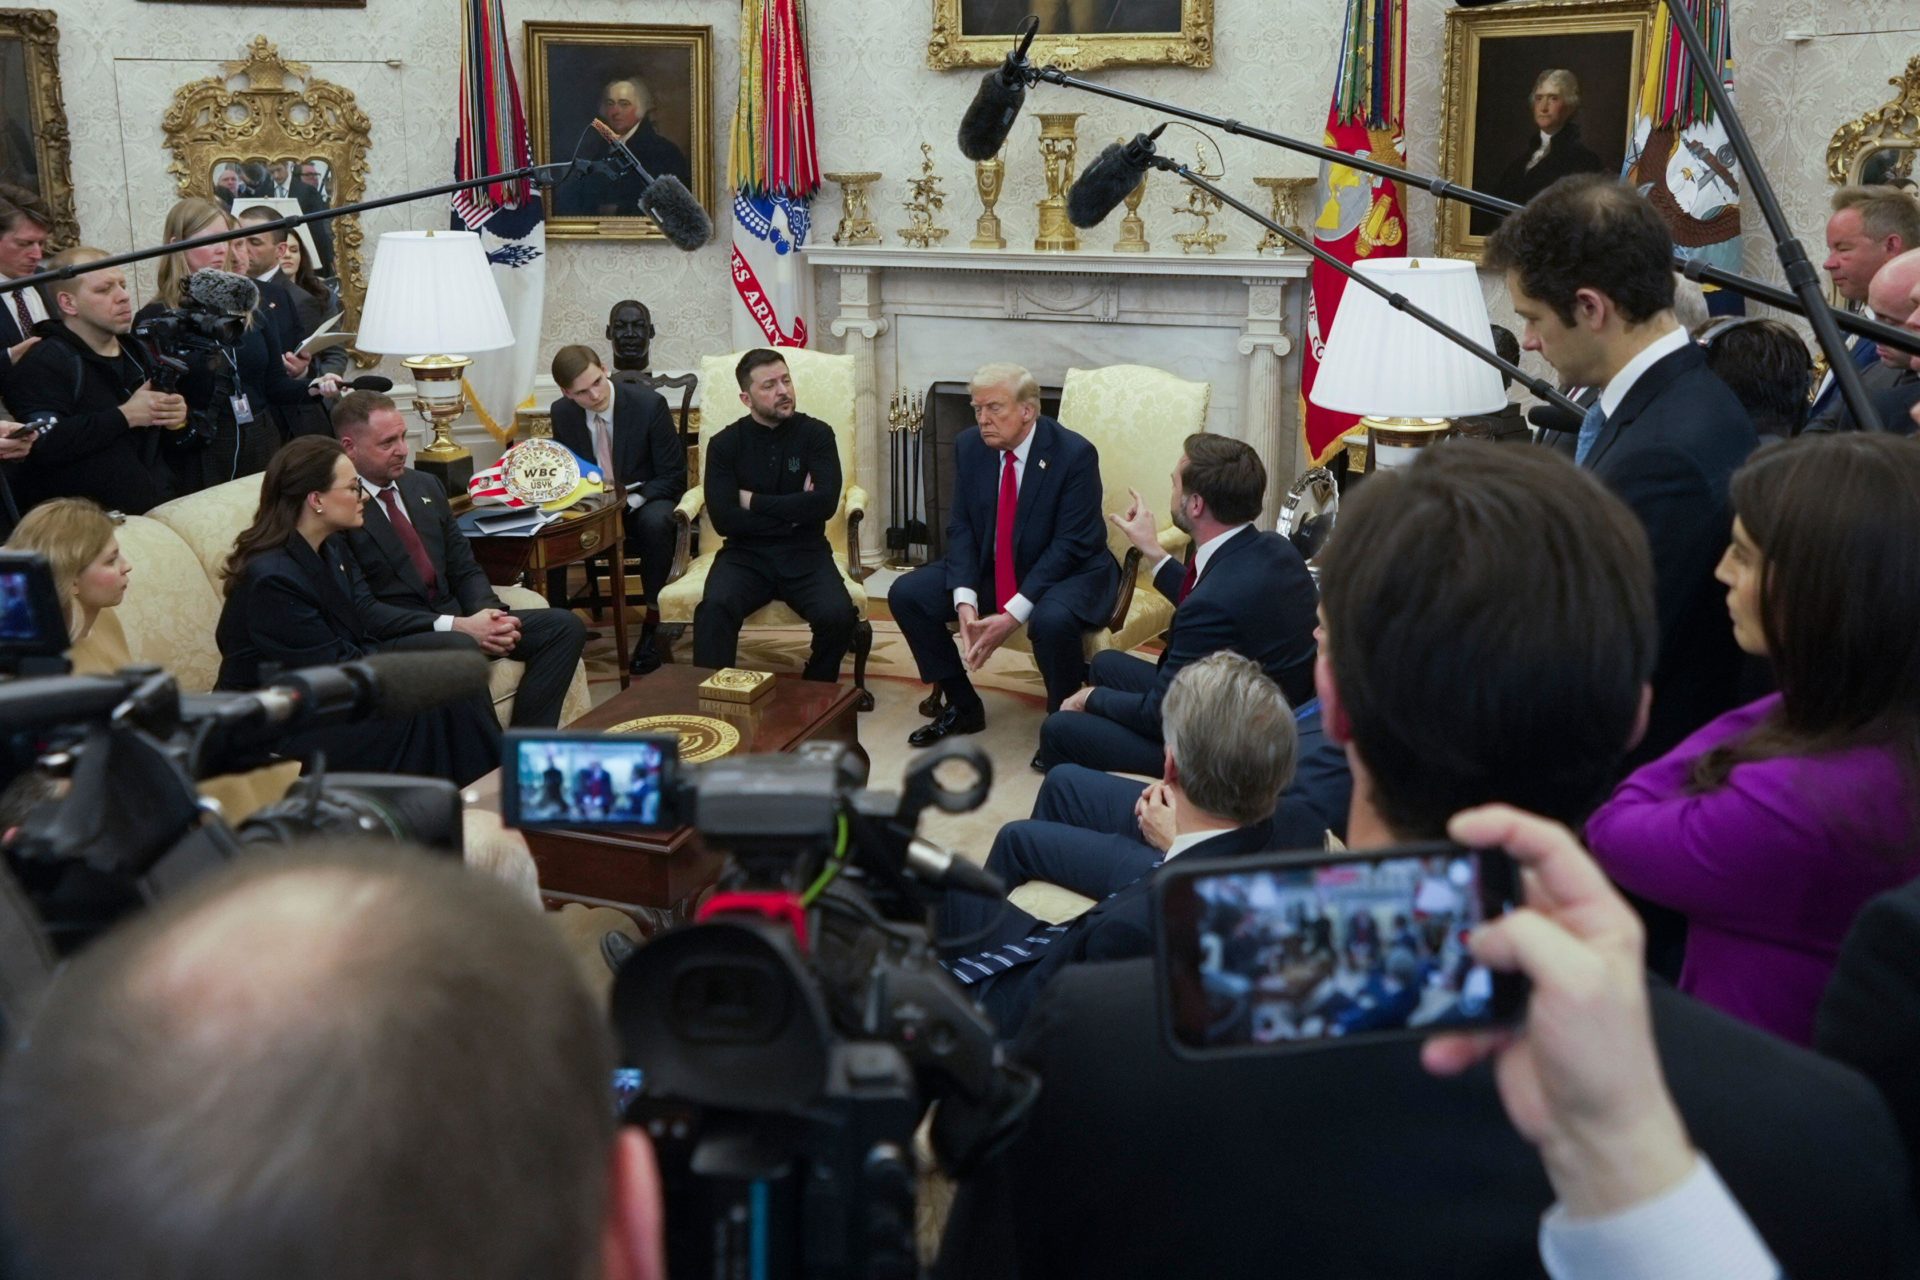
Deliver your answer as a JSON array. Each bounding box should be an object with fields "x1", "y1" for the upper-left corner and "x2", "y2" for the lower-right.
[
  {"x1": 1584, "y1": 343, "x2": 1757, "y2": 761},
  {"x1": 216, "y1": 532, "x2": 385, "y2": 689},
  {"x1": 342, "y1": 469, "x2": 497, "y2": 627},
  {"x1": 1087, "y1": 526, "x2": 1318, "y2": 734},
  {"x1": 943, "y1": 415, "x2": 1119, "y2": 626},
  {"x1": 549, "y1": 380, "x2": 687, "y2": 505},
  {"x1": 0, "y1": 279, "x2": 49, "y2": 410},
  {"x1": 940, "y1": 958, "x2": 1920, "y2": 1280},
  {"x1": 1490, "y1": 121, "x2": 1606, "y2": 209}
]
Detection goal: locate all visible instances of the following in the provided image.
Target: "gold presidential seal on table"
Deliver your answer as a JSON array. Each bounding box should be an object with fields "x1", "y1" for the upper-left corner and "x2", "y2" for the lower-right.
[
  {"x1": 606, "y1": 714, "x2": 742, "y2": 764},
  {"x1": 501, "y1": 438, "x2": 585, "y2": 506}
]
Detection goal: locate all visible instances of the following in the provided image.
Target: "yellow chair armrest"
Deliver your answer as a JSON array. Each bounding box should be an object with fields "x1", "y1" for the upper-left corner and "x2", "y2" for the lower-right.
[
  {"x1": 845, "y1": 484, "x2": 870, "y2": 519},
  {"x1": 674, "y1": 488, "x2": 706, "y2": 524},
  {"x1": 1156, "y1": 525, "x2": 1190, "y2": 559}
]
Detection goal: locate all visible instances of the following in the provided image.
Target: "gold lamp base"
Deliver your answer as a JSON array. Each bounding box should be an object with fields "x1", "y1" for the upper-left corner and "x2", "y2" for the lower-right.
[
  {"x1": 1355, "y1": 415, "x2": 1453, "y2": 473},
  {"x1": 404, "y1": 354, "x2": 476, "y2": 508}
]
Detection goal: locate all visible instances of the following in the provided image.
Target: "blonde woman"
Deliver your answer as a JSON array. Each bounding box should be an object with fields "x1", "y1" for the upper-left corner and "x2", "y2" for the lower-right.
[
  {"x1": 135, "y1": 198, "x2": 313, "y2": 495},
  {"x1": 3, "y1": 498, "x2": 131, "y2": 674}
]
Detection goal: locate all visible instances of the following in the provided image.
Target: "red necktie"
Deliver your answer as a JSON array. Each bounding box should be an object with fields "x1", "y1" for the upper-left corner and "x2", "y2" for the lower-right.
[
  {"x1": 12, "y1": 290, "x2": 30, "y2": 335},
  {"x1": 994, "y1": 450, "x2": 1018, "y2": 612},
  {"x1": 1178, "y1": 557, "x2": 1197, "y2": 603},
  {"x1": 380, "y1": 487, "x2": 439, "y2": 598}
]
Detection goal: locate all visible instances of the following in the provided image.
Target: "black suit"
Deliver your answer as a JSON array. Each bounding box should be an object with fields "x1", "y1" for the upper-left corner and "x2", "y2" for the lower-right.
[
  {"x1": 251, "y1": 274, "x2": 328, "y2": 440},
  {"x1": 1583, "y1": 343, "x2": 1757, "y2": 763},
  {"x1": 1475, "y1": 121, "x2": 1608, "y2": 234},
  {"x1": 557, "y1": 123, "x2": 693, "y2": 218},
  {"x1": 340, "y1": 469, "x2": 586, "y2": 728},
  {"x1": 939, "y1": 820, "x2": 1276, "y2": 1040},
  {"x1": 0, "y1": 277, "x2": 50, "y2": 414},
  {"x1": 938, "y1": 957, "x2": 1920, "y2": 1280},
  {"x1": 1039, "y1": 527, "x2": 1318, "y2": 776},
  {"x1": 286, "y1": 178, "x2": 335, "y2": 275},
  {"x1": 549, "y1": 381, "x2": 687, "y2": 607},
  {"x1": 215, "y1": 533, "x2": 501, "y2": 785},
  {"x1": 893, "y1": 416, "x2": 1119, "y2": 710}
]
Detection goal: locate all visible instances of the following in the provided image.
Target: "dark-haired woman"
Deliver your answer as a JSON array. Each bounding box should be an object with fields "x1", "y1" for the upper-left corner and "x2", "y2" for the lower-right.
[
  {"x1": 215, "y1": 436, "x2": 500, "y2": 786},
  {"x1": 1587, "y1": 434, "x2": 1920, "y2": 1045}
]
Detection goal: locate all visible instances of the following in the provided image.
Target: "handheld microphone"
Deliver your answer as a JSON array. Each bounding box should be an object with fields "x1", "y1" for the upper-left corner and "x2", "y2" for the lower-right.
[
  {"x1": 182, "y1": 269, "x2": 260, "y2": 317},
  {"x1": 956, "y1": 15, "x2": 1040, "y2": 162},
  {"x1": 1067, "y1": 124, "x2": 1168, "y2": 229},
  {"x1": 343, "y1": 375, "x2": 393, "y2": 393},
  {"x1": 1527, "y1": 402, "x2": 1585, "y2": 434},
  {"x1": 588, "y1": 119, "x2": 714, "y2": 251}
]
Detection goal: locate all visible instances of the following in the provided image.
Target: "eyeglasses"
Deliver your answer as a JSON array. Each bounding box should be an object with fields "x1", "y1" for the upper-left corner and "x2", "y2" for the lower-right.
[{"x1": 330, "y1": 477, "x2": 366, "y2": 497}]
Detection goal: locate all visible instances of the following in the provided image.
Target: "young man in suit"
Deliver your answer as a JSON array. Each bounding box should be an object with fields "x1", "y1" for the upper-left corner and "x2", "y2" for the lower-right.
[
  {"x1": 692, "y1": 349, "x2": 857, "y2": 684},
  {"x1": 1487, "y1": 174, "x2": 1757, "y2": 765},
  {"x1": 892, "y1": 362, "x2": 1119, "y2": 748},
  {"x1": 1037, "y1": 434, "x2": 1318, "y2": 777},
  {"x1": 0, "y1": 183, "x2": 53, "y2": 411},
  {"x1": 938, "y1": 443, "x2": 1920, "y2": 1280},
  {"x1": 334, "y1": 391, "x2": 586, "y2": 727},
  {"x1": 548, "y1": 344, "x2": 687, "y2": 674},
  {"x1": 938, "y1": 650, "x2": 1297, "y2": 1040}
]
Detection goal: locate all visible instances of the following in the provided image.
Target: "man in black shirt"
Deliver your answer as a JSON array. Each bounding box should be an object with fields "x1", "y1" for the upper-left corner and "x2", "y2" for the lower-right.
[
  {"x1": 8, "y1": 247, "x2": 185, "y2": 515},
  {"x1": 693, "y1": 349, "x2": 857, "y2": 682}
]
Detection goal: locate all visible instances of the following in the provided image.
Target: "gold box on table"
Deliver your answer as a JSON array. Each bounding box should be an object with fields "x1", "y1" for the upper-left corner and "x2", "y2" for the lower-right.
[{"x1": 698, "y1": 668, "x2": 776, "y2": 704}]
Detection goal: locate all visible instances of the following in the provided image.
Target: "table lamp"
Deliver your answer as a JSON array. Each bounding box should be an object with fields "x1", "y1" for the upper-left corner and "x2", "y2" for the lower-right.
[
  {"x1": 356, "y1": 229, "x2": 516, "y2": 504},
  {"x1": 1310, "y1": 257, "x2": 1507, "y2": 470}
]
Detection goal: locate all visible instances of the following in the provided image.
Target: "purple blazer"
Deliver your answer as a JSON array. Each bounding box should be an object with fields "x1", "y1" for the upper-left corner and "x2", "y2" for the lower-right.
[{"x1": 1588, "y1": 694, "x2": 1920, "y2": 1045}]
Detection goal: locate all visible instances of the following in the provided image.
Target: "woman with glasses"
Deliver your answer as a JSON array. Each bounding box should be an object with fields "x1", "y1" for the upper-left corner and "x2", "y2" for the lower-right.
[{"x1": 215, "y1": 436, "x2": 500, "y2": 786}]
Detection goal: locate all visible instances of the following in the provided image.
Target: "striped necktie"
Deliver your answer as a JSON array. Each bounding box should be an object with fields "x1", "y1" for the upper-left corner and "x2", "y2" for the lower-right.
[{"x1": 945, "y1": 857, "x2": 1165, "y2": 987}]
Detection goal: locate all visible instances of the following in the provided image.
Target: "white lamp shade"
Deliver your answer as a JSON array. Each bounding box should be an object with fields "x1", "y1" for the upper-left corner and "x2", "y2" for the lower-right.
[
  {"x1": 356, "y1": 230, "x2": 515, "y2": 355},
  {"x1": 1310, "y1": 257, "x2": 1507, "y2": 417}
]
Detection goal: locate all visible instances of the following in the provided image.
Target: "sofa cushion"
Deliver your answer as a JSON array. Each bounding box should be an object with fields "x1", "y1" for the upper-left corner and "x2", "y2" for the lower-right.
[
  {"x1": 111, "y1": 514, "x2": 226, "y2": 693},
  {"x1": 146, "y1": 474, "x2": 264, "y2": 588}
]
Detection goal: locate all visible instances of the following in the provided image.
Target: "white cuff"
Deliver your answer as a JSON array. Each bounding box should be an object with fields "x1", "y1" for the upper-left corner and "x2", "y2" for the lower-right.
[
  {"x1": 625, "y1": 492, "x2": 643, "y2": 510},
  {"x1": 1539, "y1": 1158, "x2": 1778, "y2": 1280},
  {"x1": 1148, "y1": 550, "x2": 1172, "y2": 575},
  {"x1": 1005, "y1": 593, "x2": 1033, "y2": 624},
  {"x1": 953, "y1": 587, "x2": 979, "y2": 613},
  {"x1": 434, "y1": 614, "x2": 454, "y2": 633}
]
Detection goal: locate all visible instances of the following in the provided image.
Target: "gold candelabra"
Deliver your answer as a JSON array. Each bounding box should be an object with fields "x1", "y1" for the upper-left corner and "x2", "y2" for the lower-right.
[
  {"x1": 971, "y1": 154, "x2": 1008, "y2": 250},
  {"x1": 824, "y1": 171, "x2": 882, "y2": 245},
  {"x1": 1253, "y1": 177, "x2": 1316, "y2": 254},
  {"x1": 1033, "y1": 112, "x2": 1083, "y2": 252},
  {"x1": 899, "y1": 143, "x2": 950, "y2": 249},
  {"x1": 1171, "y1": 158, "x2": 1227, "y2": 255}
]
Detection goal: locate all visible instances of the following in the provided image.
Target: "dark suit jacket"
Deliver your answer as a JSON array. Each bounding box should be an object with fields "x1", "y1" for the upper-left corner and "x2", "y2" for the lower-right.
[
  {"x1": 1584, "y1": 344, "x2": 1757, "y2": 762},
  {"x1": 215, "y1": 532, "x2": 386, "y2": 688},
  {"x1": 1087, "y1": 526, "x2": 1318, "y2": 734},
  {"x1": 341, "y1": 469, "x2": 497, "y2": 630},
  {"x1": 549, "y1": 381, "x2": 687, "y2": 505},
  {"x1": 943, "y1": 415, "x2": 1119, "y2": 624},
  {"x1": 0, "y1": 279, "x2": 49, "y2": 410},
  {"x1": 939, "y1": 957, "x2": 1920, "y2": 1280},
  {"x1": 1819, "y1": 878, "x2": 1920, "y2": 1216},
  {"x1": 1867, "y1": 373, "x2": 1920, "y2": 436},
  {"x1": 1490, "y1": 121, "x2": 1606, "y2": 209}
]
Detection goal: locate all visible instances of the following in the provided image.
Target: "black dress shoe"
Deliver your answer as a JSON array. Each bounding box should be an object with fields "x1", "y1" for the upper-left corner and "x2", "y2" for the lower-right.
[
  {"x1": 629, "y1": 627, "x2": 663, "y2": 675},
  {"x1": 601, "y1": 930, "x2": 638, "y2": 974},
  {"x1": 908, "y1": 702, "x2": 986, "y2": 747},
  {"x1": 1031, "y1": 753, "x2": 1047, "y2": 774}
]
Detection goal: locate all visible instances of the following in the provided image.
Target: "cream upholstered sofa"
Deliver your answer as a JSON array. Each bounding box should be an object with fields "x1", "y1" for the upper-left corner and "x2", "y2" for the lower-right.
[
  {"x1": 109, "y1": 474, "x2": 590, "y2": 725},
  {"x1": 657, "y1": 348, "x2": 874, "y2": 708}
]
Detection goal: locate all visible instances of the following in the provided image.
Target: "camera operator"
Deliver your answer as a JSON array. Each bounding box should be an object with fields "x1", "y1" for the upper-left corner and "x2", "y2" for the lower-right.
[
  {"x1": 0, "y1": 847, "x2": 667, "y2": 1280},
  {"x1": 134, "y1": 198, "x2": 313, "y2": 496},
  {"x1": 6, "y1": 247, "x2": 183, "y2": 516}
]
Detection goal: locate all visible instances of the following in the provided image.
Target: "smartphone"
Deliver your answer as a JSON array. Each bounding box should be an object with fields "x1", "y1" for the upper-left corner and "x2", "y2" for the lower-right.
[
  {"x1": 499, "y1": 730, "x2": 680, "y2": 831},
  {"x1": 1154, "y1": 841, "x2": 1527, "y2": 1056}
]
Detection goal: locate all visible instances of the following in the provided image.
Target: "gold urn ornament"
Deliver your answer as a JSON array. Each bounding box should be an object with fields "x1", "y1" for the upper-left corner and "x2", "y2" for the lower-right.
[{"x1": 971, "y1": 155, "x2": 1008, "y2": 250}]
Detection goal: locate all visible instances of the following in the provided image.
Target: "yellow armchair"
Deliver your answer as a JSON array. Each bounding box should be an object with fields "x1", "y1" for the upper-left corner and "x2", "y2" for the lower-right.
[{"x1": 655, "y1": 348, "x2": 874, "y2": 708}]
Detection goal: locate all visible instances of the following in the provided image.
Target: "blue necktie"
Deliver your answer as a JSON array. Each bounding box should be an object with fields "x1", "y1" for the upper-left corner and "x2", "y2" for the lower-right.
[
  {"x1": 1574, "y1": 402, "x2": 1607, "y2": 466},
  {"x1": 945, "y1": 857, "x2": 1166, "y2": 987}
]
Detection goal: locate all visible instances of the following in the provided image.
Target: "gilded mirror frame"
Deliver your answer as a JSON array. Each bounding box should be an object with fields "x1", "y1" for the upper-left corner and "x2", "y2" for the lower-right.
[
  {"x1": 0, "y1": 8, "x2": 79, "y2": 248},
  {"x1": 927, "y1": 0, "x2": 1213, "y2": 72},
  {"x1": 161, "y1": 37, "x2": 373, "y2": 364},
  {"x1": 1827, "y1": 54, "x2": 1919, "y2": 189}
]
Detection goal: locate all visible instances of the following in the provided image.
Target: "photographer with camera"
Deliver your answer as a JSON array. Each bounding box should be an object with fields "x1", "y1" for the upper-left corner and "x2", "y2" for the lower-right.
[
  {"x1": 0, "y1": 846, "x2": 667, "y2": 1280},
  {"x1": 134, "y1": 198, "x2": 313, "y2": 497},
  {"x1": 6, "y1": 247, "x2": 183, "y2": 516}
]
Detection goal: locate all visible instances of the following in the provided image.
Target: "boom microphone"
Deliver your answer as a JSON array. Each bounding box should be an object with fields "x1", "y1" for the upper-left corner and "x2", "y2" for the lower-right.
[
  {"x1": 1067, "y1": 125, "x2": 1168, "y2": 229},
  {"x1": 956, "y1": 15, "x2": 1040, "y2": 161},
  {"x1": 183, "y1": 269, "x2": 259, "y2": 317},
  {"x1": 588, "y1": 119, "x2": 714, "y2": 251}
]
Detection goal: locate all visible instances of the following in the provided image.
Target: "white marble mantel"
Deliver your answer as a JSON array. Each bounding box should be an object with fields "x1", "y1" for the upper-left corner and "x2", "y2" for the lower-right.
[{"x1": 804, "y1": 244, "x2": 1312, "y2": 548}]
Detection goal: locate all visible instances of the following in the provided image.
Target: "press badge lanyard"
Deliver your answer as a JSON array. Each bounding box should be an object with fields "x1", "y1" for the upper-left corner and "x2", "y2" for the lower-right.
[{"x1": 224, "y1": 349, "x2": 248, "y2": 480}]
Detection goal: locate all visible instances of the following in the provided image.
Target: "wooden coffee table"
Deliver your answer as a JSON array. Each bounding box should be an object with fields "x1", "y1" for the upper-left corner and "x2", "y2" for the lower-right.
[{"x1": 475, "y1": 664, "x2": 866, "y2": 924}]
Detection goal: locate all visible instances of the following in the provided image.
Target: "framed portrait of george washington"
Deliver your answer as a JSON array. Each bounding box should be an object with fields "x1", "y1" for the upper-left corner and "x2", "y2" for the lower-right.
[
  {"x1": 1438, "y1": 0, "x2": 1654, "y2": 259},
  {"x1": 0, "y1": 9, "x2": 77, "y2": 247},
  {"x1": 928, "y1": 0, "x2": 1213, "y2": 72},
  {"x1": 525, "y1": 21, "x2": 713, "y2": 242}
]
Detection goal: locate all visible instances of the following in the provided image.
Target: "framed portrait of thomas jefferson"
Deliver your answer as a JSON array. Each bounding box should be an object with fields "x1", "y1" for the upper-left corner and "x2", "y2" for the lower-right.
[
  {"x1": 0, "y1": 9, "x2": 78, "y2": 247},
  {"x1": 1438, "y1": 0, "x2": 1653, "y2": 259},
  {"x1": 928, "y1": 0, "x2": 1212, "y2": 72},
  {"x1": 526, "y1": 22, "x2": 713, "y2": 242}
]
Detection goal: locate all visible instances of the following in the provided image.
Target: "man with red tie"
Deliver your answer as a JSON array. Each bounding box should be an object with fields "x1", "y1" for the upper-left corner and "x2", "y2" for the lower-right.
[
  {"x1": 1037, "y1": 434, "x2": 1319, "y2": 776},
  {"x1": 894, "y1": 363, "x2": 1118, "y2": 752}
]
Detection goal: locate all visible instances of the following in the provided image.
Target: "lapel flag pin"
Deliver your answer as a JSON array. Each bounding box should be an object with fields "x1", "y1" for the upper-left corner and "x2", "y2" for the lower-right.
[{"x1": 1038, "y1": 458, "x2": 1049, "y2": 470}]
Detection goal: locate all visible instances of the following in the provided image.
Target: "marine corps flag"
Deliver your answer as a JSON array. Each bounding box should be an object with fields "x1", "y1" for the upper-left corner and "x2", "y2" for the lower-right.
[
  {"x1": 1302, "y1": 0, "x2": 1409, "y2": 466},
  {"x1": 729, "y1": 0, "x2": 821, "y2": 350}
]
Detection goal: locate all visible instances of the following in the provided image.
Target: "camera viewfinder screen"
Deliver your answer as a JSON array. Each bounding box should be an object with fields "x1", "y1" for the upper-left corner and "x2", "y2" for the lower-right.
[
  {"x1": 510, "y1": 736, "x2": 672, "y2": 828},
  {"x1": 0, "y1": 571, "x2": 49, "y2": 642},
  {"x1": 1166, "y1": 853, "x2": 1505, "y2": 1050}
]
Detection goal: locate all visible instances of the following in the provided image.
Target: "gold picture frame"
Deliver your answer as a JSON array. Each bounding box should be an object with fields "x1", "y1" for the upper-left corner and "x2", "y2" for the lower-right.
[
  {"x1": 1437, "y1": 0, "x2": 1654, "y2": 260},
  {"x1": 927, "y1": 0, "x2": 1213, "y2": 73},
  {"x1": 1827, "y1": 53, "x2": 1919, "y2": 189},
  {"x1": 0, "y1": 8, "x2": 78, "y2": 248},
  {"x1": 525, "y1": 22, "x2": 713, "y2": 242},
  {"x1": 161, "y1": 37, "x2": 374, "y2": 364}
]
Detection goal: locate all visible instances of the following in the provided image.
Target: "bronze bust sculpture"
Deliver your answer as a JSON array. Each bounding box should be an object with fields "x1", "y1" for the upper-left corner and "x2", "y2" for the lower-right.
[{"x1": 607, "y1": 299, "x2": 656, "y2": 373}]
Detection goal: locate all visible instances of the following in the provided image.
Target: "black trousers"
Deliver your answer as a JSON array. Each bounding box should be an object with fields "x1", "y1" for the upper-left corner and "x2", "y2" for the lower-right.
[
  {"x1": 288, "y1": 631, "x2": 501, "y2": 787},
  {"x1": 693, "y1": 542, "x2": 857, "y2": 682},
  {"x1": 501, "y1": 606, "x2": 588, "y2": 727},
  {"x1": 624, "y1": 496, "x2": 679, "y2": 606}
]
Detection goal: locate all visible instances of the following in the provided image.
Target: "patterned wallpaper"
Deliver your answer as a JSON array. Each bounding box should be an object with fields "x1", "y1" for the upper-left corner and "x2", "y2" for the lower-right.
[{"x1": 42, "y1": 0, "x2": 1920, "y2": 398}]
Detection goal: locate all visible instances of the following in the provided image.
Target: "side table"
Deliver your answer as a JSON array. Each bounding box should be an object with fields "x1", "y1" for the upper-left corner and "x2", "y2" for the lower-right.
[{"x1": 468, "y1": 499, "x2": 632, "y2": 689}]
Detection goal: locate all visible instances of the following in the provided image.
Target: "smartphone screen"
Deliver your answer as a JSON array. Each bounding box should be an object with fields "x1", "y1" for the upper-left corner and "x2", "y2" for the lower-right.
[
  {"x1": 1155, "y1": 842, "x2": 1526, "y2": 1055},
  {"x1": 501, "y1": 731, "x2": 679, "y2": 831}
]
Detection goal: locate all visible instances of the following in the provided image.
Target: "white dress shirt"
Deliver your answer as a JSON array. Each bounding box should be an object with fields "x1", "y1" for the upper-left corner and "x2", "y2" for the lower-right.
[
  {"x1": 1599, "y1": 325, "x2": 1691, "y2": 420},
  {"x1": 1526, "y1": 130, "x2": 1556, "y2": 171},
  {"x1": 364, "y1": 475, "x2": 456, "y2": 632},
  {"x1": 585, "y1": 386, "x2": 644, "y2": 511},
  {"x1": 1539, "y1": 1156, "x2": 1779, "y2": 1280},
  {"x1": 954, "y1": 425, "x2": 1039, "y2": 622},
  {"x1": 1163, "y1": 827, "x2": 1229, "y2": 862},
  {"x1": 1148, "y1": 521, "x2": 1254, "y2": 583}
]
